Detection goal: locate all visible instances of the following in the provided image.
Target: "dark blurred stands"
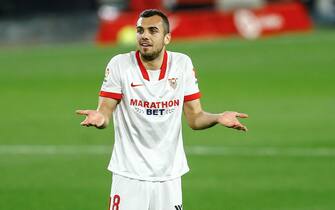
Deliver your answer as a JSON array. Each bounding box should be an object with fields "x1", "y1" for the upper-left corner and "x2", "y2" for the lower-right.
[{"x1": 0, "y1": 0, "x2": 98, "y2": 45}]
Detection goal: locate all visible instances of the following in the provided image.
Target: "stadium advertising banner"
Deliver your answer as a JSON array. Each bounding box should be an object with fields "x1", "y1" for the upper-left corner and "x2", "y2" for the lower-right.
[{"x1": 96, "y1": 2, "x2": 312, "y2": 44}]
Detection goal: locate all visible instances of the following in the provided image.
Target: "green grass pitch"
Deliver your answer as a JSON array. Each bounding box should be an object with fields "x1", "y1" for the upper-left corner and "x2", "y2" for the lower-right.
[{"x1": 0, "y1": 29, "x2": 335, "y2": 210}]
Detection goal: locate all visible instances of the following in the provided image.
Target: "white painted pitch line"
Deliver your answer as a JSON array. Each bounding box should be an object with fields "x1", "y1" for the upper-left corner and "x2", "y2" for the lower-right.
[
  {"x1": 0, "y1": 145, "x2": 112, "y2": 155},
  {"x1": 0, "y1": 145, "x2": 335, "y2": 157},
  {"x1": 187, "y1": 146, "x2": 335, "y2": 157}
]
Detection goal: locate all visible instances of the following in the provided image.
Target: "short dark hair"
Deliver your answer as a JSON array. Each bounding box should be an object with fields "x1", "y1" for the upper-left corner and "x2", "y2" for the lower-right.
[{"x1": 139, "y1": 9, "x2": 170, "y2": 34}]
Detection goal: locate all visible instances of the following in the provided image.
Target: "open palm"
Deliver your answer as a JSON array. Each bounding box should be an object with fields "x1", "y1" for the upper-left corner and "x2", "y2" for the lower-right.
[
  {"x1": 76, "y1": 110, "x2": 105, "y2": 128},
  {"x1": 218, "y1": 111, "x2": 248, "y2": 131}
]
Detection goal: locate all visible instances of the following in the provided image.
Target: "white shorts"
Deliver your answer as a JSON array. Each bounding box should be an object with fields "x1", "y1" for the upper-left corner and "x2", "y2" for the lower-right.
[{"x1": 109, "y1": 174, "x2": 183, "y2": 210}]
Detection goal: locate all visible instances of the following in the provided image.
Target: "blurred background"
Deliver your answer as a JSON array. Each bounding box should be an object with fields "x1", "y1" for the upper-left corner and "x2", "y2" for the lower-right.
[
  {"x1": 0, "y1": 1, "x2": 335, "y2": 210},
  {"x1": 0, "y1": 0, "x2": 334, "y2": 44}
]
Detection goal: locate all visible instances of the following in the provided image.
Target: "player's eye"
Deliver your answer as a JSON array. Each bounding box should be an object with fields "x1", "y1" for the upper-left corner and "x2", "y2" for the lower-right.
[
  {"x1": 137, "y1": 28, "x2": 144, "y2": 34},
  {"x1": 149, "y1": 28, "x2": 159, "y2": 34}
]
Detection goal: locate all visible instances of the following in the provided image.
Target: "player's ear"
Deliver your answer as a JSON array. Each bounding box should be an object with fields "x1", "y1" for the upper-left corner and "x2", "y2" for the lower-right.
[{"x1": 164, "y1": 33, "x2": 171, "y2": 45}]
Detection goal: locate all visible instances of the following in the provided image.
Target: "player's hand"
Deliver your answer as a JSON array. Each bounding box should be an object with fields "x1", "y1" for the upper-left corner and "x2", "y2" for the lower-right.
[
  {"x1": 218, "y1": 111, "x2": 248, "y2": 131},
  {"x1": 76, "y1": 110, "x2": 105, "y2": 128}
]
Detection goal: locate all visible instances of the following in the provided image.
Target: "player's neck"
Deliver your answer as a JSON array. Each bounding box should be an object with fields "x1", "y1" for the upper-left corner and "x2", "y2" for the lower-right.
[{"x1": 141, "y1": 50, "x2": 165, "y2": 71}]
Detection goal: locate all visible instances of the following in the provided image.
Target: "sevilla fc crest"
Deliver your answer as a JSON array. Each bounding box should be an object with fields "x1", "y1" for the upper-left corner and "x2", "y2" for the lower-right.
[{"x1": 168, "y1": 78, "x2": 178, "y2": 89}]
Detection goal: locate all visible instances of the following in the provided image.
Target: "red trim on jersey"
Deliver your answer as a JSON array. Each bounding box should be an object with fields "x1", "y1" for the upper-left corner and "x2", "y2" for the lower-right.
[
  {"x1": 135, "y1": 51, "x2": 150, "y2": 80},
  {"x1": 158, "y1": 51, "x2": 168, "y2": 80},
  {"x1": 184, "y1": 92, "x2": 201, "y2": 102},
  {"x1": 135, "y1": 50, "x2": 168, "y2": 81},
  {"x1": 99, "y1": 91, "x2": 122, "y2": 100}
]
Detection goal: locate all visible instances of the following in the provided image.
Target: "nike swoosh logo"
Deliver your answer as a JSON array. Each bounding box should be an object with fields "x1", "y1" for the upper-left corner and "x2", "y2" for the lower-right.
[{"x1": 131, "y1": 82, "x2": 144, "y2": 87}]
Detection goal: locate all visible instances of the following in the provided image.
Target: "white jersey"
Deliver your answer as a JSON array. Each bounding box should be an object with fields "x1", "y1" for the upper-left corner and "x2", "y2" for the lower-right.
[{"x1": 100, "y1": 50, "x2": 201, "y2": 181}]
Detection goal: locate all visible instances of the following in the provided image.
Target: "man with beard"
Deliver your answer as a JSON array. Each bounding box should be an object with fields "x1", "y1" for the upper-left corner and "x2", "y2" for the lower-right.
[{"x1": 76, "y1": 9, "x2": 248, "y2": 210}]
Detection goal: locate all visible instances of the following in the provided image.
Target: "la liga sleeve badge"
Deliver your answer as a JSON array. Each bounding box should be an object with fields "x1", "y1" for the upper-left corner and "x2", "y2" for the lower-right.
[{"x1": 103, "y1": 68, "x2": 110, "y2": 82}]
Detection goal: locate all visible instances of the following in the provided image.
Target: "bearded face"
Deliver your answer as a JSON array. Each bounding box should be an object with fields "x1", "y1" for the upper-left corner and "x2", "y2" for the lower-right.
[
  {"x1": 136, "y1": 15, "x2": 170, "y2": 61},
  {"x1": 139, "y1": 40, "x2": 164, "y2": 61}
]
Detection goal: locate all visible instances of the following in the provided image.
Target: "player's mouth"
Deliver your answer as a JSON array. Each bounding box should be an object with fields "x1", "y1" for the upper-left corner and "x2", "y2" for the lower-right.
[{"x1": 140, "y1": 42, "x2": 153, "y2": 49}]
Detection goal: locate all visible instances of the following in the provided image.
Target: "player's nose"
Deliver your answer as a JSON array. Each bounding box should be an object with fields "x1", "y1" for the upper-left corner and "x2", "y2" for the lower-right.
[{"x1": 140, "y1": 30, "x2": 150, "y2": 39}]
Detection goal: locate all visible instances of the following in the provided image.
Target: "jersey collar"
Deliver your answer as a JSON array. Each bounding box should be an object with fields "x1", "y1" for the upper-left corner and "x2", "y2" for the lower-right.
[{"x1": 135, "y1": 50, "x2": 168, "y2": 81}]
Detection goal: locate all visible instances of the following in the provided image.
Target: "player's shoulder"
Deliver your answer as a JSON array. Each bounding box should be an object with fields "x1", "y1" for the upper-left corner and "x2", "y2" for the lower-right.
[
  {"x1": 168, "y1": 51, "x2": 192, "y2": 62},
  {"x1": 107, "y1": 52, "x2": 132, "y2": 66},
  {"x1": 168, "y1": 51, "x2": 193, "y2": 68}
]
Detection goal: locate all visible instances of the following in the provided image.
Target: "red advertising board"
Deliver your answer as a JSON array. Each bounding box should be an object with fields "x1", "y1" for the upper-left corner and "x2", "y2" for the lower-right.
[{"x1": 96, "y1": 2, "x2": 312, "y2": 44}]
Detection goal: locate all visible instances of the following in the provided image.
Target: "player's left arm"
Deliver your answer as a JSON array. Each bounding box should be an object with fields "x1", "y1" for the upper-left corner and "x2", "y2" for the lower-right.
[{"x1": 183, "y1": 99, "x2": 248, "y2": 131}]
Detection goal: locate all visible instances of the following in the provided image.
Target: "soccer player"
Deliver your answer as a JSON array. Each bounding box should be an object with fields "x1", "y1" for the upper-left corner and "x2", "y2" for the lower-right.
[{"x1": 76, "y1": 9, "x2": 248, "y2": 210}]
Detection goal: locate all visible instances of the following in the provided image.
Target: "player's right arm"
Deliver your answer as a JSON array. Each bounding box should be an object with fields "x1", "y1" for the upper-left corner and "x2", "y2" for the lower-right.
[
  {"x1": 76, "y1": 55, "x2": 123, "y2": 129},
  {"x1": 76, "y1": 97, "x2": 119, "y2": 129}
]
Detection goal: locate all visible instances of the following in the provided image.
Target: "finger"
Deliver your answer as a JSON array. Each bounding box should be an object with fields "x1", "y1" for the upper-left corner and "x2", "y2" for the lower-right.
[
  {"x1": 229, "y1": 123, "x2": 241, "y2": 129},
  {"x1": 76, "y1": 110, "x2": 90, "y2": 115},
  {"x1": 231, "y1": 123, "x2": 248, "y2": 132},
  {"x1": 80, "y1": 118, "x2": 92, "y2": 126},
  {"x1": 80, "y1": 120, "x2": 89, "y2": 126},
  {"x1": 238, "y1": 125, "x2": 248, "y2": 132},
  {"x1": 81, "y1": 122, "x2": 94, "y2": 127},
  {"x1": 236, "y1": 113, "x2": 248, "y2": 118}
]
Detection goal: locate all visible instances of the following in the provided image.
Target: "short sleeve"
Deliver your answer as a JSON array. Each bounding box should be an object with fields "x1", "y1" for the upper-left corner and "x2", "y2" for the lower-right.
[
  {"x1": 99, "y1": 56, "x2": 123, "y2": 100},
  {"x1": 184, "y1": 56, "x2": 201, "y2": 102}
]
